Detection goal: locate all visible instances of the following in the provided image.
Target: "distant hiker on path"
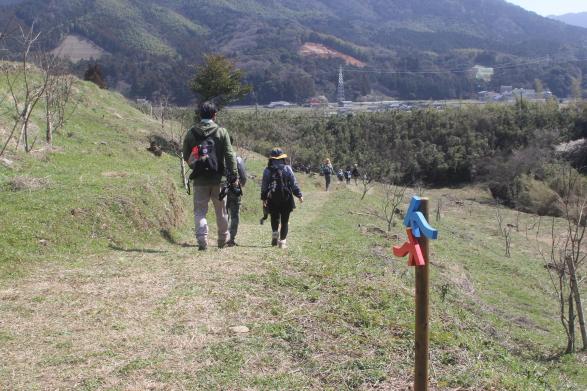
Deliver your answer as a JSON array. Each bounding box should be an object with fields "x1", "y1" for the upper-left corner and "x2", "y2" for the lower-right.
[
  {"x1": 226, "y1": 152, "x2": 247, "y2": 247},
  {"x1": 183, "y1": 101, "x2": 238, "y2": 251},
  {"x1": 337, "y1": 169, "x2": 344, "y2": 182},
  {"x1": 261, "y1": 148, "x2": 303, "y2": 249},
  {"x1": 322, "y1": 158, "x2": 334, "y2": 191},
  {"x1": 352, "y1": 164, "x2": 360, "y2": 185},
  {"x1": 345, "y1": 166, "x2": 352, "y2": 184}
]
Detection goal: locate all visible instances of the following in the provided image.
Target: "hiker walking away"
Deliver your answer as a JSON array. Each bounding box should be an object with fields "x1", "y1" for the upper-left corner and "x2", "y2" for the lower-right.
[
  {"x1": 225, "y1": 152, "x2": 247, "y2": 247},
  {"x1": 337, "y1": 168, "x2": 344, "y2": 182},
  {"x1": 323, "y1": 159, "x2": 334, "y2": 191},
  {"x1": 261, "y1": 148, "x2": 303, "y2": 249},
  {"x1": 183, "y1": 101, "x2": 238, "y2": 250},
  {"x1": 344, "y1": 165, "x2": 352, "y2": 184},
  {"x1": 352, "y1": 163, "x2": 360, "y2": 185}
]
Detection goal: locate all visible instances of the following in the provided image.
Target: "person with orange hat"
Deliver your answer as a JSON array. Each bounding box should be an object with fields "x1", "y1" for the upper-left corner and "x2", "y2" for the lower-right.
[{"x1": 261, "y1": 148, "x2": 304, "y2": 249}]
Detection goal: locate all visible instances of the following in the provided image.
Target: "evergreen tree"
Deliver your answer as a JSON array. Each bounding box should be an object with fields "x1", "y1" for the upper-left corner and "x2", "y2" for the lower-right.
[
  {"x1": 84, "y1": 64, "x2": 107, "y2": 89},
  {"x1": 190, "y1": 54, "x2": 252, "y2": 108}
]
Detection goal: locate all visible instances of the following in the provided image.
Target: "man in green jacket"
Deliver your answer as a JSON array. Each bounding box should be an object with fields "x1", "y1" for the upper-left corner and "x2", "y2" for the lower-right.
[{"x1": 183, "y1": 102, "x2": 238, "y2": 250}]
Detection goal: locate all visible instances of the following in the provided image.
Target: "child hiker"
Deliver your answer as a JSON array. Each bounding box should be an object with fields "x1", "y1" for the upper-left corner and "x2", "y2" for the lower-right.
[{"x1": 261, "y1": 148, "x2": 303, "y2": 249}]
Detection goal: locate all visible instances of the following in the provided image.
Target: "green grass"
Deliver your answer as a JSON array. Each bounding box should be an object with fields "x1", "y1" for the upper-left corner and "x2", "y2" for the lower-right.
[
  {"x1": 0, "y1": 79, "x2": 190, "y2": 276},
  {"x1": 1, "y1": 77, "x2": 586, "y2": 389}
]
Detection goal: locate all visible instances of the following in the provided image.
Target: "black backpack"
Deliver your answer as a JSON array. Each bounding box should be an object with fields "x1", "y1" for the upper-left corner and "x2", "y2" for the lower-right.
[
  {"x1": 268, "y1": 166, "x2": 292, "y2": 205},
  {"x1": 188, "y1": 130, "x2": 220, "y2": 177}
]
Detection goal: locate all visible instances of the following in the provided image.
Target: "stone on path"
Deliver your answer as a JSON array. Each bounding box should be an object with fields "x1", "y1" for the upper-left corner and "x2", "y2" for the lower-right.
[{"x1": 229, "y1": 326, "x2": 250, "y2": 334}]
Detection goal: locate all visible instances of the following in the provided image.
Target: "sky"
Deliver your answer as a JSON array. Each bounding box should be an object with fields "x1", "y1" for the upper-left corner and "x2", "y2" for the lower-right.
[{"x1": 506, "y1": 0, "x2": 587, "y2": 16}]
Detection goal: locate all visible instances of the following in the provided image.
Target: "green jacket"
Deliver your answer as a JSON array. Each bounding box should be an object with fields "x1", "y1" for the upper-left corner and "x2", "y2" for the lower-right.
[{"x1": 182, "y1": 120, "x2": 237, "y2": 186}]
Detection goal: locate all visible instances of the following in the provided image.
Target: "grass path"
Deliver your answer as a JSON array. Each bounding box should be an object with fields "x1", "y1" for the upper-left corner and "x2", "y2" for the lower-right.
[
  {"x1": 2, "y1": 178, "x2": 586, "y2": 390},
  {"x1": 0, "y1": 185, "x2": 334, "y2": 389}
]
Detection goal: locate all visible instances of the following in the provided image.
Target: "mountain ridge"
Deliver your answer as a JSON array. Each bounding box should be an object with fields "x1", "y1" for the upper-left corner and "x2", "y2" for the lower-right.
[
  {"x1": 549, "y1": 12, "x2": 587, "y2": 29},
  {"x1": 1, "y1": 0, "x2": 586, "y2": 103}
]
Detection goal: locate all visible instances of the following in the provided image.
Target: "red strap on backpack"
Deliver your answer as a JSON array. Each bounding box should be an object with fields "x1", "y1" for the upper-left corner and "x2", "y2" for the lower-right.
[{"x1": 191, "y1": 146, "x2": 200, "y2": 160}]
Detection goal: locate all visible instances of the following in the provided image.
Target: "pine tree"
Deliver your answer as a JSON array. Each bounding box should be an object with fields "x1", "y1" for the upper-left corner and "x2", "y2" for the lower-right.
[{"x1": 190, "y1": 55, "x2": 252, "y2": 108}]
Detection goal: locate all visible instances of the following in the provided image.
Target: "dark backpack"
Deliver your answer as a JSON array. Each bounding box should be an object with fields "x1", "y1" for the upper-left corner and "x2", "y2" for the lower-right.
[
  {"x1": 268, "y1": 166, "x2": 292, "y2": 205},
  {"x1": 188, "y1": 130, "x2": 220, "y2": 177}
]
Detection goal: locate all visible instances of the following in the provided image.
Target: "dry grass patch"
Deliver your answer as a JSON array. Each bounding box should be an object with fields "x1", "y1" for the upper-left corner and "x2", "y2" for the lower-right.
[
  {"x1": 5, "y1": 175, "x2": 51, "y2": 191},
  {"x1": 101, "y1": 171, "x2": 129, "y2": 178},
  {"x1": 0, "y1": 220, "x2": 275, "y2": 390}
]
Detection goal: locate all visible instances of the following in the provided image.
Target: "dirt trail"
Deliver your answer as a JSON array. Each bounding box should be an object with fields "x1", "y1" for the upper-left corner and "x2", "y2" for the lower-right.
[{"x1": 0, "y1": 188, "x2": 331, "y2": 389}]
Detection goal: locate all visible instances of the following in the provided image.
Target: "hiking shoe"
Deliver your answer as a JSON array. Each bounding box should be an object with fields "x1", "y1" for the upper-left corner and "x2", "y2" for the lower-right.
[
  {"x1": 226, "y1": 240, "x2": 237, "y2": 247},
  {"x1": 271, "y1": 232, "x2": 279, "y2": 246},
  {"x1": 259, "y1": 217, "x2": 265, "y2": 225},
  {"x1": 278, "y1": 240, "x2": 288, "y2": 249},
  {"x1": 198, "y1": 243, "x2": 207, "y2": 251}
]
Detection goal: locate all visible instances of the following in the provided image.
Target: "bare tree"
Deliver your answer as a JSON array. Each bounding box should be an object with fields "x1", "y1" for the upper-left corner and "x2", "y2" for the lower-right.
[
  {"x1": 555, "y1": 165, "x2": 587, "y2": 351},
  {"x1": 538, "y1": 164, "x2": 587, "y2": 353},
  {"x1": 495, "y1": 200, "x2": 504, "y2": 236},
  {"x1": 360, "y1": 174, "x2": 376, "y2": 200},
  {"x1": 380, "y1": 181, "x2": 408, "y2": 231},
  {"x1": 44, "y1": 70, "x2": 76, "y2": 145},
  {"x1": 234, "y1": 136, "x2": 254, "y2": 163},
  {"x1": 153, "y1": 95, "x2": 170, "y2": 132},
  {"x1": 526, "y1": 215, "x2": 541, "y2": 240},
  {"x1": 435, "y1": 198, "x2": 442, "y2": 222},
  {"x1": 541, "y1": 219, "x2": 577, "y2": 354},
  {"x1": 495, "y1": 201, "x2": 513, "y2": 257},
  {"x1": 0, "y1": 24, "x2": 52, "y2": 156},
  {"x1": 159, "y1": 105, "x2": 191, "y2": 193},
  {"x1": 503, "y1": 225, "x2": 512, "y2": 257}
]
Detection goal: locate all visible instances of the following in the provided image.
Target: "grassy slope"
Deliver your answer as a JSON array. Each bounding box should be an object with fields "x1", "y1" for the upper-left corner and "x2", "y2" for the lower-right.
[
  {"x1": 0, "y1": 83, "x2": 586, "y2": 389},
  {"x1": 0, "y1": 78, "x2": 190, "y2": 278}
]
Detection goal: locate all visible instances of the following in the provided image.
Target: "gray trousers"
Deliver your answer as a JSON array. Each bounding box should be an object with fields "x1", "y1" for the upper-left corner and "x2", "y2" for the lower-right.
[
  {"x1": 193, "y1": 184, "x2": 229, "y2": 247},
  {"x1": 226, "y1": 192, "x2": 241, "y2": 241}
]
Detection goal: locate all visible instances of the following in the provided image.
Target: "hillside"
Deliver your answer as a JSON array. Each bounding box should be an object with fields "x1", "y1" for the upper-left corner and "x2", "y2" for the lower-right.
[
  {"x1": 0, "y1": 75, "x2": 190, "y2": 270},
  {"x1": 1, "y1": 0, "x2": 586, "y2": 103},
  {"x1": 1, "y1": 72, "x2": 587, "y2": 389},
  {"x1": 550, "y1": 12, "x2": 587, "y2": 29}
]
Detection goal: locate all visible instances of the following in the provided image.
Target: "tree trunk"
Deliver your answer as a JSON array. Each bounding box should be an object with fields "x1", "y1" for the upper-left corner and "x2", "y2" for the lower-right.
[
  {"x1": 46, "y1": 95, "x2": 53, "y2": 145},
  {"x1": 15, "y1": 118, "x2": 25, "y2": 150},
  {"x1": 568, "y1": 259, "x2": 587, "y2": 350},
  {"x1": 566, "y1": 292, "x2": 575, "y2": 354},
  {"x1": 23, "y1": 103, "x2": 34, "y2": 152},
  {"x1": 387, "y1": 210, "x2": 396, "y2": 232},
  {"x1": 16, "y1": 103, "x2": 33, "y2": 152},
  {"x1": 20, "y1": 118, "x2": 28, "y2": 152}
]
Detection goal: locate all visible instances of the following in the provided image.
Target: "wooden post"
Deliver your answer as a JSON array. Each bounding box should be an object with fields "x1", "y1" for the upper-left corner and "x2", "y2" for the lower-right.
[{"x1": 414, "y1": 198, "x2": 429, "y2": 391}]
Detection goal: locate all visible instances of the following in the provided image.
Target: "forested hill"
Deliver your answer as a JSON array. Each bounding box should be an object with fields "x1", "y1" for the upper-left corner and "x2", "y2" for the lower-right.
[{"x1": 1, "y1": 0, "x2": 586, "y2": 103}]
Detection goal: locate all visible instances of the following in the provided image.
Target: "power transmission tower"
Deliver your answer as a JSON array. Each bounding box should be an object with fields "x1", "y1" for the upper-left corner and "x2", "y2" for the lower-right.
[{"x1": 337, "y1": 65, "x2": 345, "y2": 104}]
